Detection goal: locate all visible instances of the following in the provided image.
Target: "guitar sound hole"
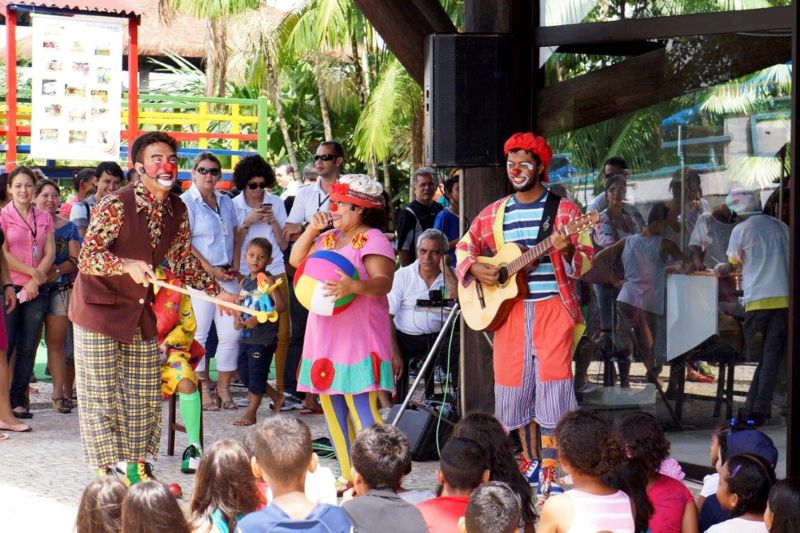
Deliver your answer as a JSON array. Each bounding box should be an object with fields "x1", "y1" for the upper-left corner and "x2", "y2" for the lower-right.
[{"x1": 498, "y1": 266, "x2": 509, "y2": 285}]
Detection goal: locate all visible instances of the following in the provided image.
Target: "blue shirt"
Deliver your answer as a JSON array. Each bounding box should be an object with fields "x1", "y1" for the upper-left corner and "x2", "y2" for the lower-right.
[
  {"x1": 54, "y1": 221, "x2": 81, "y2": 285},
  {"x1": 181, "y1": 183, "x2": 238, "y2": 267},
  {"x1": 434, "y1": 208, "x2": 459, "y2": 265},
  {"x1": 237, "y1": 502, "x2": 352, "y2": 533},
  {"x1": 502, "y1": 193, "x2": 559, "y2": 301}
]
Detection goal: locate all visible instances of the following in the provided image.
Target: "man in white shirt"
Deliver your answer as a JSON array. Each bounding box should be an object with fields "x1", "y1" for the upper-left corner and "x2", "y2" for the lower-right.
[
  {"x1": 388, "y1": 229, "x2": 458, "y2": 401},
  {"x1": 276, "y1": 163, "x2": 301, "y2": 200},
  {"x1": 716, "y1": 189, "x2": 789, "y2": 426},
  {"x1": 283, "y1": 141, "x2": 344, "y2": 240}
]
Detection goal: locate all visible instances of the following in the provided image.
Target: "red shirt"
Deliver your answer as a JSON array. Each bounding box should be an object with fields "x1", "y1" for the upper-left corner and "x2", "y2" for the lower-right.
[
  {"x1": 417, "y1": 496, "x2": 470, "y2": 533},
  {"x1": 647, "y1": 474, "x2": 694, "y2": 533}
]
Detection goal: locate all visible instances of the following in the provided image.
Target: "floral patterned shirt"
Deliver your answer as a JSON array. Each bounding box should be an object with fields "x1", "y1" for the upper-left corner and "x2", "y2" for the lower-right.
[{"x1": 78, "y1": 180, "x2": 219, "y2": 295}]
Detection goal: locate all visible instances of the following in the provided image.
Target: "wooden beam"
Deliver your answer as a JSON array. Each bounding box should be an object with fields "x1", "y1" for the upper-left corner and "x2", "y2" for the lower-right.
[
  {"x1": 555, "y1": 41, "x2": 664, "y2": 56},
  {"x1": 536, "y1": 33, "x2": 791, "y2": 136},
  {"x1": 536, "y1": 6, "x2": 792, "y2": 47},
  {"x1": 353, "y1": 0, "x2": 456, "y2": 85}
]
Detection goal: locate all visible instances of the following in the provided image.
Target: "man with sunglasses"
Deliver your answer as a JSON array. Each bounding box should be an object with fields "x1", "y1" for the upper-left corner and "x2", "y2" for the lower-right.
[
  {"x1": 455, "y1": 132, "x2": 594, "y2": 499},
  {"x1": 396, "y1": 167, "x2": 443, "y2": 267},
  {"x1": 586, "y1": 156, "x2": 628, "y2": 214},
  {"x1": 283, "y1": 141, "x2": 344, "y2": 241}
]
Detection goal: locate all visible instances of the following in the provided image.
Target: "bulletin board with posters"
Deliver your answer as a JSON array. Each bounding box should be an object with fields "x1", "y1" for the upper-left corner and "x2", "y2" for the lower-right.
[{"x1": 30, "y1": 14, "x2": 124, "y2": 162}]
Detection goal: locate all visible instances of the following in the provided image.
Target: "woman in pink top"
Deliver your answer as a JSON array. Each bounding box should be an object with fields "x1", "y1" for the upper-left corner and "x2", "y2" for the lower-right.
[
  {"x1": 0, "y1": 166, "x2": 55, "y2": 419},
  {"x1": 289, "y1": 174, "x2": 395, "y2": 482},
  {"x1": 539, "y1": 410, "x2": 635, "y2": 533},
  {"x1": 610, "y1": 411, "x2": 699, "y2": 533}
]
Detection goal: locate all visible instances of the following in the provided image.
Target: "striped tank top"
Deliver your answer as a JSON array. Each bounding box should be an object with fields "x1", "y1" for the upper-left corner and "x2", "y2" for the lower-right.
[
  {"x1": 565, "y1": 489, "x2": 635, "y2": 533},
  {"x1": 502, "y1": 193, "x2": 559, "y2": 301}
]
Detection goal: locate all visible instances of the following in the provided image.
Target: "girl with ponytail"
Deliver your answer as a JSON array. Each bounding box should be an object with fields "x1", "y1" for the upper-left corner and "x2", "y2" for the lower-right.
[
  {"x1": 609, "y1": 411, "x2": 698, "y2": 533},
  {"x1": 538, "y1": 409, "x2": 635, "y2": 533},
  {"x1": 709, "y1": 453, "x2": 775, "y2": 533}
]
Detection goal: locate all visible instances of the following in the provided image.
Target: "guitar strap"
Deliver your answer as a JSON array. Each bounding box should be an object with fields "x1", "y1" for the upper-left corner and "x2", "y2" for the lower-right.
[{"x1": 535, "y1": 192, "x2": 562, "y2": 244}]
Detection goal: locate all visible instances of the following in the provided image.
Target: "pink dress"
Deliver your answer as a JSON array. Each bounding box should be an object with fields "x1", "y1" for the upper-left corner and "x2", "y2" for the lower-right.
[{"x1": 297, "y1": 228, "x2": 395, "y2": 395}]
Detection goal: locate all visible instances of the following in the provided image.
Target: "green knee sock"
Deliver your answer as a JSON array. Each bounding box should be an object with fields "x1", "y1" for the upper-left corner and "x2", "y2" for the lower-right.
[{"x1": 178, "y1": 390, "x2": 202, "y2": 449}]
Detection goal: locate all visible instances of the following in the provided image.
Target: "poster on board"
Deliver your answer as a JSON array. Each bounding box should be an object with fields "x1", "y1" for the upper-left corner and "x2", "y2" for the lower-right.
[{"x1": 30, "y1": 14, "x2": 124, "y2": 162}]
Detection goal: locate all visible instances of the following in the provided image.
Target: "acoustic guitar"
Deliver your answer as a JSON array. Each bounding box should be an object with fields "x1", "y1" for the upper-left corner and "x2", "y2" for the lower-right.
[{"x1": 458, "y1": 212, "x2": 600, "y2": 331}]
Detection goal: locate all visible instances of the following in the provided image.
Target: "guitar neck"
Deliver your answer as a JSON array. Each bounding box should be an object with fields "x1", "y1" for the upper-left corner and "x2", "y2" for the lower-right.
[{"x1": 506, "y1": 236, "x2": 554, "y2": 276}]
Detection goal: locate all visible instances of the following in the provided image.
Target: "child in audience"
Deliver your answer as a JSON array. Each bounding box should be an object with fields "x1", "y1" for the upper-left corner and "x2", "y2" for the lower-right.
[
  {"x1": 237, "y1": 416, "x2": 351, "y2": 532},
  {"x1": 700, "y1": 423, "x2": 779, "y2": 532},
  {"x1": 611, "y1": 411, "x2": 698, "y2": 533},
  {"x1": 765, "y1": 479, "x2": 800, "y2": 533},
  {"x1": 708, "y1": 454, "x2": 776, "y2": 533},
  {"x1": 458, "y1": 481, "x2": 520, "y2": 533},
  {"x1": 451, "y1": 413, "x2": 536, "y2": 530},
  {"x1": 342, "y1": 424, "x2": 428, "y2": 533},
  {"x1": 76, "y1": 476, "x2": 127, "y2": 533},
  {"x1": 417, "y1": 437, "x2": 490, "y2": 533},
  {"x1": 120, "y1": 480, "x2": 191, "y2": 533},
  {"x1": 189, "y1": 439, "x2": 262, "y2": 533},
  {"x1": 697, "y1": 423, "x2": 727, "y2": 510},
  {"x1": 538, "y1": 410, "x2": 634, "y2": 533},
  {"x1": 233, "y1": 238, "x2": 286, "y2": 427}
]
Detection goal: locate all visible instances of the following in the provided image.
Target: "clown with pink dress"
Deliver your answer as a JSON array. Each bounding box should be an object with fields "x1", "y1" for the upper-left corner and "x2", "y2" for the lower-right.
[{"x1": 289, "y1": 174, "x2": 396, "y2": 483}]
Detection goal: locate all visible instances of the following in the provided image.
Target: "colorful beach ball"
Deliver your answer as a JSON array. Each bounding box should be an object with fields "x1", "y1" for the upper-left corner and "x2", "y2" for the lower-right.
[{"x1": 293, "y1": 250, "x2": 360, "y2": 316}]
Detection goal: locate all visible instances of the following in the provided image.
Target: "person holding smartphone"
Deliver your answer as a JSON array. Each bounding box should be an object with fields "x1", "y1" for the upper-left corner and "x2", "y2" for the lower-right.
[{"x1": 232, "y1": 155, "x2": 291, "y2": 398}]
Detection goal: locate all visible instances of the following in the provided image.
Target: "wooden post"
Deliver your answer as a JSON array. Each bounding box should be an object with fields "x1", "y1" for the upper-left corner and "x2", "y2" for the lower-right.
[
  {"x1": 459, "y1": 0, "x2": 535, "y2": 415},
  {"x1": 787, "y1": 0, "x2": 799, "y2": 479},
  {"x1": 5, "y1": 7, "x2": 17, "y2": 171},
  {"x1": 127, "y1": 17, "x2": 140, "y2": 166}
]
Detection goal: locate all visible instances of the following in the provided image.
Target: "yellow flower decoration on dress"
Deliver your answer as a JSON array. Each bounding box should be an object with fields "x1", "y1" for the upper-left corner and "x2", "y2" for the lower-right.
[
  {"x1": 321, "y1": 232, "x2": 337, "y2": 250},
  {"x1": 351, "y1": 232, "x2": 368, "y2": 250}
]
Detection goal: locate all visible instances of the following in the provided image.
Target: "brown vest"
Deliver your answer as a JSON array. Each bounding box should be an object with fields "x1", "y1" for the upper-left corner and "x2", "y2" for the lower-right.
[{"x1": 69, "y1": 184, "x2": 185, "y2": 343}]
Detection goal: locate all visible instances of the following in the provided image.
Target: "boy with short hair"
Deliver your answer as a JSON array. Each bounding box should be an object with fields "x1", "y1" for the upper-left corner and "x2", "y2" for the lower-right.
[
  {"x1": 417, "y1": 438, "x2": 489, "y2": 533},
  {"x1": 342, "y1": 425, "x2": 428, "y2": 533},
  {"x1": 237, "y1": 416, "x2": 351, "y2": 532},
  {"x1": 458, "y1": 481, "x2": 520, "y2": 533}
]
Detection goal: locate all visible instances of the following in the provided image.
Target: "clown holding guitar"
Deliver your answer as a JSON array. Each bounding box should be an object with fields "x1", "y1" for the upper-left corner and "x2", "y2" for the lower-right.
[{"x1": 455, "y1": 132, "x2": 598, "y2": 496}]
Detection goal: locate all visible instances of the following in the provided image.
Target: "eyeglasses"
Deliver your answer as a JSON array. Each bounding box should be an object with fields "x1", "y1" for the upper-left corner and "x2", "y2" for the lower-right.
[
  {"x1": 314, "y1": 154, "x2": 338, "y2": 162},
  {"x1": 247, "y1": 182, "x2": 268, "y2": 190},
  {"x1": 196, "y1": 167, "x2": 221, "y2": 177},
  {"x1": 506, "y1": 161, "x2": 536, "y2": 171}
]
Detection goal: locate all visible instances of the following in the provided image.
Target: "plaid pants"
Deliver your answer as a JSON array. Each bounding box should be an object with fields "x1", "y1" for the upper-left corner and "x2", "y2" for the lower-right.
[{"x1": 74, "y1": 325, "x2": 161, "y2": 467}]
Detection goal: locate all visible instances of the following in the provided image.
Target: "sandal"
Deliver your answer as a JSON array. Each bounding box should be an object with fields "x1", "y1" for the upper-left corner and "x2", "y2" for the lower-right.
[
  {"x1": 12, "y1": 409, "x2": 32, "y2": 419},
  {"x1": 0, "y1": 421, "x2": 31, "y2": 432},
  {"x1": 202, "y1": 397, "x2": 221, "y2": 412},
  {"x1": 53, "y1": 398, "x2": 72, "y2": 414},
  {"x1": 222, "y1": 400, "x2": 239, "y2": 410}
]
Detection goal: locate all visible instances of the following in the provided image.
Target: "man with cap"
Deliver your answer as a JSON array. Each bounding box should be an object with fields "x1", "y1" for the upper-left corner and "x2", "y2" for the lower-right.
[
  {"x1": 455, "y1": 132, "x2": 594, "y2": 496},
  {"x1": 69, "y1": 131, "x2": 239, "y2": 485}
]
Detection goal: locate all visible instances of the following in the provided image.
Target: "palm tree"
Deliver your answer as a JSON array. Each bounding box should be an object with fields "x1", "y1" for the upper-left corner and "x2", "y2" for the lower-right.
[{"x1": 158, "y1": 0, "x2": 261, "y2": 97}]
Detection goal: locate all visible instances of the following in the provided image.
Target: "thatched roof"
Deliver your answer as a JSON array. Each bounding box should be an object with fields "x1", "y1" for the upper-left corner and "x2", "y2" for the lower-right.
[{"x1": 4, "y1": 0, "x2": 286, "y2": 60}]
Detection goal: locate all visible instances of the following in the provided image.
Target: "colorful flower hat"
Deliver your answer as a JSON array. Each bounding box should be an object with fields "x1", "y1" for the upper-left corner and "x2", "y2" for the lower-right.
[{"x1": 330, "y1": 174, "x2": 384, "y2": 210}]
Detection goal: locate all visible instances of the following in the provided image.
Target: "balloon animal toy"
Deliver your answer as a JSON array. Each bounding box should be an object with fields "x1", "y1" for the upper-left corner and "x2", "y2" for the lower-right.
[{"x1": 242, "y1": 273, "x2": 283, "y2": 323}]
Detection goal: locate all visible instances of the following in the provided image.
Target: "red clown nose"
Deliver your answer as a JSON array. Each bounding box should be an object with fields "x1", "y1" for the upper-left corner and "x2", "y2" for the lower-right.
[
  {"x1": 161, "y1": 161, "x2": 177, "y2": 174},
  {"x1": 329, "y1": 202, "x2": 339, "y2": 212},
  {"x1": 510, "y1": 168, "x2": 521, "y2": 178}
]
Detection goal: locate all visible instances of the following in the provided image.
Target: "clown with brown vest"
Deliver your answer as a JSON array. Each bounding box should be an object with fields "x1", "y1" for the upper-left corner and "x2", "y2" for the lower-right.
[{"x1": 68, "y1": 131, "x2": 239, "y2": 484}]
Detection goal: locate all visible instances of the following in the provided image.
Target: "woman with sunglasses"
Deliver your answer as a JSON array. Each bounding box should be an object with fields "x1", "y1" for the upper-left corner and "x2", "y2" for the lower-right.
[
  {"x1": 232, "y1": 155, "x2": 291, "y2": 397},
  {"x1": 181, "y1": 152, "x2": 241, "y2": 414}
]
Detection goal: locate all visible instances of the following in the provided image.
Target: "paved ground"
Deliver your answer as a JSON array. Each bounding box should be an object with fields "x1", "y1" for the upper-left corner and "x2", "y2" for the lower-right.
[
  {"x1": 0, "y1": 358, "x2": 787, "y2": 532},
  {"x1": 0, "y1": 380, "x2": 439, "y2": 532}
]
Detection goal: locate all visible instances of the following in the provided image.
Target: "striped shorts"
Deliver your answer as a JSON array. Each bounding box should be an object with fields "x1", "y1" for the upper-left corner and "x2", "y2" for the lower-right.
[
  {"x1": 493, "y1": 297, "x2": 578, "y2": 430},
  {"x1": 74, "y1": 326, "x2": 161, "y2": 467}
]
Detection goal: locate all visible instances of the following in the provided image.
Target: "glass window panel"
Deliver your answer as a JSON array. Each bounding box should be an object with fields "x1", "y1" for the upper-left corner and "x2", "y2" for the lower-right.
[{"x1": 547, "y1": 44, "x2": 791, "y2": 473}]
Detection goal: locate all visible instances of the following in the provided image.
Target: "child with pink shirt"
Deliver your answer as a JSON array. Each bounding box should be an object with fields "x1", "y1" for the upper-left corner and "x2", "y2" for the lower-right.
[
  {"x1": 538, "y1": 410, "x2": 635, "y2": 533},
  {"x1": 610, "y1": 411, "x2": 698, "y2": 533}
]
